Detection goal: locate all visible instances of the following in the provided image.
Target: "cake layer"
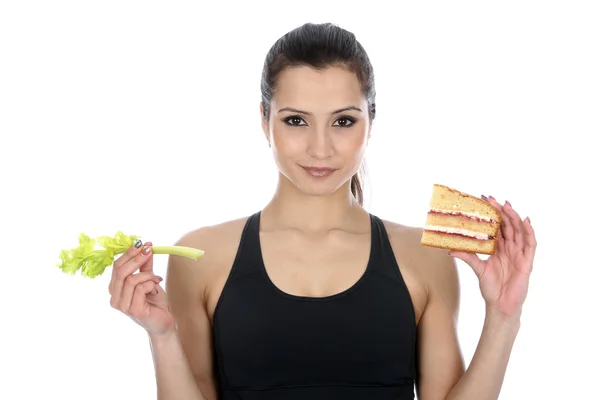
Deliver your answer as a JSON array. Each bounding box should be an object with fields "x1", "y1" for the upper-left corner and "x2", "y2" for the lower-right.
[
  {"x1": 425, "y1": 225, "x2": 491, "y2": 240},
  {"x1": 429, "y1": 184, "x2": 501, "y2": 223},
  {"x1": 421, "y1": 230, "x2": 497, "y2": 255},
  {"x1": 425, "y1": 212, "x2": 499, "y2": 237},
  {"x1": 429, "y1": 208, "x2": 495, "y2": 223}
]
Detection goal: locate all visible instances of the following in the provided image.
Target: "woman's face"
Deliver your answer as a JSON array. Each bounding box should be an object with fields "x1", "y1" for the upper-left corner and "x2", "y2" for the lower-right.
[{"x1": 262, "y1": 65, "x2": 370, "y2": 199}]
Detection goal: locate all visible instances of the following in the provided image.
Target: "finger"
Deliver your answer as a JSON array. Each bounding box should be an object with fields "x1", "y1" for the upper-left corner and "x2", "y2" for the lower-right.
[
  {"x1": 503, "y1": 201, "x2": 526, "y2": 250},
  {"x1": 448, "y1": 251, "x2": 485, "y2": 278},
  {"x1": 495, "y1": 218, "x2": 506, "y2": 253},
  {"x1": 118, "y1": 271, "x2": 163, "y2": 312},
  {"x1": 488, "y1": 196, "x2": 514, "y2": 243},
  {"x1": 500, "y1": 204, "x2": 515, "y2": 244},
  {"x1": 152, "y1": 283, "x2": 165, "y2": 297},
  {"x1": 110, "y1": 239, "x2": 143, "y2": 295},
  {"x1": 129, "y1": 280, "x2": 159, "y2": 320},
  {"x1": 523, "y1": 217, "x2": 537, "y2": 261},
  {"x1": 110, "y1": 244, "x2": 153, "y2": 307},
  {"x1": 139, "y1": 242, "x2": 154, "y2": 273},
  {"x1": 114, "y1": 239, "x2": 144, "y2": 269}
]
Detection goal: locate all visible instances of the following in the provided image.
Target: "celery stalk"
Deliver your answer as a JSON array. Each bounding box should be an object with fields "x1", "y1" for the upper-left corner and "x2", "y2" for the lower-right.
[
  {"x1": 150, "y1": 246, "x2": 204, "y2": 260},
  {"x1": 57, "y1": 231, "x2": 205, "y2": 278}
]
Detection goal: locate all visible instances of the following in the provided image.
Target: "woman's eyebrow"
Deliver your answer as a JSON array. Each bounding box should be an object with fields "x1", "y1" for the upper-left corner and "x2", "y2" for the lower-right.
[{"x1": 277, "y1": 105, "x2": 363, "y2": 115}]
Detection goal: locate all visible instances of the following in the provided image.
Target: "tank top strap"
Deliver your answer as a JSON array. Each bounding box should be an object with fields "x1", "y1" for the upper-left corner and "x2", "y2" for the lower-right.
[
  {"x1": 369, "y1": 214, "x2": 407, "y2": 285},
  {"x1": 227, "y1": 211, "x2": 264, "y2": 279}
]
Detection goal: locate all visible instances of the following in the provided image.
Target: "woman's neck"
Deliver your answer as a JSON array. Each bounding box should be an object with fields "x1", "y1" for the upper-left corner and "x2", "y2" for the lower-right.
[{"x1": 262, "y1": 174, "x2": 366, "y2": 233}]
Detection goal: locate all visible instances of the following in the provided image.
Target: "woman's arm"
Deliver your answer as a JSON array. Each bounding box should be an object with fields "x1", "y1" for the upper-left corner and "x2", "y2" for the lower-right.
[
  {"x1": 415, "y1": 253, "x2": 520, "y2": 400},
  {"x1": 152, "y1": 231, "x2": 219, "y2": 400},
  {"x1": 417, "y1": 198, "x2": 536, "y2": 400},
  {"x1": 444, "y1": 306, "x2": 521, "y2": 400},
  {"x1": 150, "y1": 330, "x2": 209, "y2": 400}
]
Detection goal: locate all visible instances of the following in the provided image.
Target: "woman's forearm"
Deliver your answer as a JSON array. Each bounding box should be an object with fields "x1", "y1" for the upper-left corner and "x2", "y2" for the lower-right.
[
  {"x1": 445, "y1": 309, "x2": 521, "y2": 400},
  {"x1": 149, "y1": 331, "x2": 207, "y2": 400}
]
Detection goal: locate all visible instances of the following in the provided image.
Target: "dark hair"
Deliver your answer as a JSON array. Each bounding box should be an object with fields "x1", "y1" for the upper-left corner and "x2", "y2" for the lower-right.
[{"x1": 260, "y1": 22, "x2": 376, "y2": 207}]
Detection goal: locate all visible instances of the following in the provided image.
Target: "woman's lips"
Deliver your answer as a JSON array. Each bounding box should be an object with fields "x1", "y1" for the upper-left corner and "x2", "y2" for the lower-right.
[{"x1": 301, "y1": 166, "x2": 337, "y2": 177}]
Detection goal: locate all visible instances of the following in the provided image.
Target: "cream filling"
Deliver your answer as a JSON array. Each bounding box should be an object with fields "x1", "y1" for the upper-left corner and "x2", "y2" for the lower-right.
[
  {"x1": 425, "y1": 225, "x2": 491, "y2": 240},
  {"x1": 430, "y1": 207, "x2": 495, "y2": 222}
]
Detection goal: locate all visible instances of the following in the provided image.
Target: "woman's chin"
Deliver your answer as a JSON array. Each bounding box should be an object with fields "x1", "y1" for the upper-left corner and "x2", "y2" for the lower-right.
[
  {"x1": 293, "y1": 177, "x2": 351, "y2": 198},
  {"x1": 277, "y1": 167, "x2": 353, "y2": 197}
]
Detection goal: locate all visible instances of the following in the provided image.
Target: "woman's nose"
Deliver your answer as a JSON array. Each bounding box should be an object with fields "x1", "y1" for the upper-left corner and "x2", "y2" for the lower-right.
[{"x1": 307, "y1": 127, "x2": 335, "y2": 159}]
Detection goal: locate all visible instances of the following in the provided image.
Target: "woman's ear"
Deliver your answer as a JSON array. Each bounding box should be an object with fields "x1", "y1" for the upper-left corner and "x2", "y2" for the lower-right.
[{"x1": 259, "y1": 103, "x2": 270, "y2": 147}]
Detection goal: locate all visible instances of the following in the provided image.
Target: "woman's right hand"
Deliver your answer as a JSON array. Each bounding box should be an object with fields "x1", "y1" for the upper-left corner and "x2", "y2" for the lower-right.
[{"x1": 108, "y1": 240, "x2": 176, "y2": 337}]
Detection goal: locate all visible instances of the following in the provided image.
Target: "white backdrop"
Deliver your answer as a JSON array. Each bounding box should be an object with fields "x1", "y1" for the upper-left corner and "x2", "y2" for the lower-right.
[{"x1": 1, "y1": 1, "x2": 598, "y2": 399}]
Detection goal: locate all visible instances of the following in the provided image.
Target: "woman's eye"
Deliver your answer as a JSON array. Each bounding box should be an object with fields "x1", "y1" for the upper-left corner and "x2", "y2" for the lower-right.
[
  {"x1": 284, "y1": 116, "x2": 306, "y2": 126},
  {"x1": 333, "y1": 117, "x2": 355, "y2": 127},
  {"x1": 283, "y1": 116, "x2": 355, "y2": 127}
]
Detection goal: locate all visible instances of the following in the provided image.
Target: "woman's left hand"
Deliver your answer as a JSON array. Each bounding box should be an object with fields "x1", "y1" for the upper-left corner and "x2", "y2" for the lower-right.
[{"x1": 449, "y1": 196, "x2": 537, "y2": 319}]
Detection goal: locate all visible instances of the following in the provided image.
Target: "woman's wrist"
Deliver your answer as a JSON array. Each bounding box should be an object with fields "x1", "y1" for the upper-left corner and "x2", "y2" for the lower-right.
[
  {"x1": 148, "y1": 327, "x2": 179, "y2": 347},
  {"x1": 484, "y1": 306, "x2": 522, "y2": 336}
]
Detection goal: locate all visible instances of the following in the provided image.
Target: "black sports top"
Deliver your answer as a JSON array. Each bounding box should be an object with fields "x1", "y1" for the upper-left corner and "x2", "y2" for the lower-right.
[{"x1": 211, "y1": 211, "x2": 418, "y2": 399}]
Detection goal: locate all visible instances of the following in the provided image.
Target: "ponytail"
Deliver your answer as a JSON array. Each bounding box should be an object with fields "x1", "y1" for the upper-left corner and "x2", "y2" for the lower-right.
[{"x1": 351, "y1": 173, "x2": 364, "y2": 207}]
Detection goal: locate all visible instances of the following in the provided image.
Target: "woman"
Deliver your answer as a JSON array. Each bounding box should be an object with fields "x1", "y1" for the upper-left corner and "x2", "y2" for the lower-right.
[{"x1": 108, "y1": 22, "x2": 537, "y2": 400}]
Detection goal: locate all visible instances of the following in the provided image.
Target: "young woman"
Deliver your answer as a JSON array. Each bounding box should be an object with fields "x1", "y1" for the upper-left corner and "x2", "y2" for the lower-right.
[{"x1": 108, "y1": 22, "x2": 537, "y2": 400}]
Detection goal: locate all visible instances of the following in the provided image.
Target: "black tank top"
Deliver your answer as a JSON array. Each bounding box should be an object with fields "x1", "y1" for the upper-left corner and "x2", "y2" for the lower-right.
[{"x1": 212, "y1": 211, "x2": 417, "y2": 399}]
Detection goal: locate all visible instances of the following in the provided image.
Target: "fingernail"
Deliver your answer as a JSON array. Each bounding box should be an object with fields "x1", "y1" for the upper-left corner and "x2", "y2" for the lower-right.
[
  {"x1": 489, "y1": 195, "x2": 496, "y2": 201},
  {"x1": 142, "y1": 245, "x2": 152, "y2": 255},
  {"x1": 134, "y1": 239, "x2": 143, "y2": 249},
  {"x1": 158, "y1": 276, "x2": 163, "y2": 282},
  {"x1": 525, "y1": 216, "x2": 531, "y2": 224},
  {"x1": 505, "y1": 200, "x2": 512, "y2": 207},
  {"x1": 481, "y1": 195, "x2": 488, "y2": 201}
]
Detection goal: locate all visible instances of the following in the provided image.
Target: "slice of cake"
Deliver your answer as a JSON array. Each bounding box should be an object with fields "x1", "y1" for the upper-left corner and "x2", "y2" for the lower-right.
[{"x1": 420, "y1": 184, "x2": 502, "y2": 255}]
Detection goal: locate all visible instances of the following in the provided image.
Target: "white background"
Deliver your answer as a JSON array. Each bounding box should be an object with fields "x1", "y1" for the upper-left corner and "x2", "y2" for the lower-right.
[{"x1": 1, "y1": 1, "x2": 599, "y2": 399}]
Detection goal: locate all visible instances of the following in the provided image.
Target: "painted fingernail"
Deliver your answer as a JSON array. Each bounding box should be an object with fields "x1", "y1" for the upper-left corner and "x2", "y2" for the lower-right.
[
  {"x1": 142, "y1": 245, "x2": 152, "y2": 255},
  {"x1": 525, "y1": 216, "x2": 531, "y2": 224},
  {"x1": 134, "y1": 239, "x2": 143, "y2": 249},
  {"x1": 489, "y1": 195, "x2": 496, "y2": 201},
  {"x1": 505, "y1": 200, "x2": 512, "y2": 207},
  {"x1": 481, "y1": 195, "x2": 488, "y2": 201},
  {"x1": 158, "y1": 276, "x2": 163, "y2": 282}
]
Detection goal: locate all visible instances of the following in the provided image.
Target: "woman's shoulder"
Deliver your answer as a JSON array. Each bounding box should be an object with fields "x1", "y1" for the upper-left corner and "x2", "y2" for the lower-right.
[
  {"x1": 378, "y1": 218, "x2": 440, "y2": 258},
  {"x1": 175, "y1": 215, "x2": 251, "y2": 251},
  {"x1": 165, "y1": 215, "x2": 253, "y2": 303},
  {"x1": 379, "y1": 218, "x2": 459, "y2": 296}
]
